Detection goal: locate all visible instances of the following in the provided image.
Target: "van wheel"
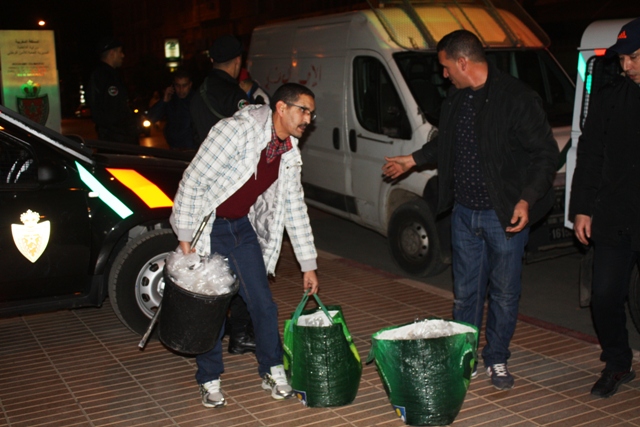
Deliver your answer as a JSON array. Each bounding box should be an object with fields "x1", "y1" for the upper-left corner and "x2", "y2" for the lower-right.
[
  {"x1": 628, "y1": 265, "x2": 640, "y2": 335},
  {"x1": 388, "y1": 199, "x2": 445, "y2": 277},
  {"x1": 108, "y1": 229, "x2": 178, "y2": 336}
]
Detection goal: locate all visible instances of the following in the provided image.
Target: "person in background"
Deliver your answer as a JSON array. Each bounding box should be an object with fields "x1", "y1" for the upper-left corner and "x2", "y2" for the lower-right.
[
  {"x1": 190, "y1": 34, "x2": 254, "y2": 354},
  {"x1": 569, "y1": 17, "x2": 640, "y2": 399},
  {"x1": 190, "y1": 34, "x2": 249, "y2": 143},
  {"x1": 239, "y1": 68, "x2": 270, "y2": 105},
  {"x1": 382, "y1": 30, "x2": 558, "y2": 391},
  {"x1": 88, "y1": 37, "x2": 138, "y2": 144},
  {"x1": 147, "y1": 70, "x2": 197, "y2": 150},
  {"x1": 171, "y1": 83, "x2": 319, "y2": 408}
]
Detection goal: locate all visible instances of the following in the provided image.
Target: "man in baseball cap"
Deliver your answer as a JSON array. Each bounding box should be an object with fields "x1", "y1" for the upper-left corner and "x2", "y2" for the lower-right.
[
  {"x1": 606, "y1": 17, "x2": 640, "y2": 83},
  {"x1": 570, "y1": 17, "x2": 640, "y2": 398}
]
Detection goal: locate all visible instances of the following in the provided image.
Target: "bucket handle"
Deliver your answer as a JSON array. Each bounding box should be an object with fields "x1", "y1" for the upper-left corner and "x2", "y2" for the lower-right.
[
  {"x1": 288, "y1": 290, "x2": 333, "y2": 332},
  {"x1": 138, "y1": 212, "x2": 213, "y2": 350}
]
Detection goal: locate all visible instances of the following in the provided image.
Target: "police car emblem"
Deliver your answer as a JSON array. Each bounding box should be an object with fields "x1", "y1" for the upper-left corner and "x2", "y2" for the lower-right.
[
  {"x1": 108, "y1": 85, "x2": 119, "y2": 96},
  {"x1": 12, "y1": 210, "x2": 50, "y2": 263},
  {"x1": 238, "y1": 99, "x2": 249, "y2": 109}
]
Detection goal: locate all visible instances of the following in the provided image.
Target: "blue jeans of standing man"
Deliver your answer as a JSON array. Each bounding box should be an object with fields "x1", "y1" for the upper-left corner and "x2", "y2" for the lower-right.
[
  {"x1": 451, "y1": 203, "x2": 529, "y2": 367},
  {"x1": 195, "y1": 216, "x2": 283, "y2": 384}
]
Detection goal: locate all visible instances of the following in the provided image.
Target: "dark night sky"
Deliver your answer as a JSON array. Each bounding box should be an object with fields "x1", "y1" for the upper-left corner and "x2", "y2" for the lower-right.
[
  {"x1": 3, "y1": 0, "x2": 640, "y2": 116},
  {"x1": 2, "y1": 0, "x2": 114, "y2": 114}
]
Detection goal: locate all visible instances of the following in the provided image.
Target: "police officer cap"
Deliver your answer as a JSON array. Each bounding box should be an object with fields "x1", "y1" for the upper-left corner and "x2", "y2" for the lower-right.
[
  {"x1": 606, "y1": 18, "x2": 640, "y2": 57},
  {"x1": 209, "y1": 35, "x2": 242, "y2": 63},
  {"x1": 97, "y1": 37, "x2": 123, "y2": 54}
]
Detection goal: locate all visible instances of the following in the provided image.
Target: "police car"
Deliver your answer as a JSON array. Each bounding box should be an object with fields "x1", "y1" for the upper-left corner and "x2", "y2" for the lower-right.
[{"x1": 0, "y1": 104, "x2": 188, "y2": 336}]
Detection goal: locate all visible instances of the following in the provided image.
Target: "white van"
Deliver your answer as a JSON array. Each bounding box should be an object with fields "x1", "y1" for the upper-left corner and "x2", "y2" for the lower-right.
[
  {"x1": 249, "y1": 0, "x2": 576, "y2": 276},
  {"x1": 563, "y1": 19, "x2": 640, "y2": 331}
]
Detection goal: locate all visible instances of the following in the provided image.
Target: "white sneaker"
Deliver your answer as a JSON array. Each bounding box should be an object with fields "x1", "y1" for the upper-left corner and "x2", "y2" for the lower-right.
[
  {"x1": 199, "y1": 379, "x2": 226, "y2": 408},
  {"x1": 261, "y1": 364, "x2": 294, "y2": 400}
]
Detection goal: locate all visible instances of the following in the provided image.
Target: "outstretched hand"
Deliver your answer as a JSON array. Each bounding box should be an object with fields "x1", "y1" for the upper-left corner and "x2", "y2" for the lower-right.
[{"x1": 382, "y1": 155, "x2": 416, "y2": 180}]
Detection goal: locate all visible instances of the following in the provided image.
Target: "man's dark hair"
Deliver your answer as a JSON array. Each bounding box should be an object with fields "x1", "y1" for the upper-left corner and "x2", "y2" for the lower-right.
[
  {"x1": 437, "y1": 30, "x2": 486, "y2": 63},
  {"x1": 270, "y1": 83, "x2": 315, "y2": 111},
  {"x1": 173, "y1": 69, "x2": 191, "y2": 81}
]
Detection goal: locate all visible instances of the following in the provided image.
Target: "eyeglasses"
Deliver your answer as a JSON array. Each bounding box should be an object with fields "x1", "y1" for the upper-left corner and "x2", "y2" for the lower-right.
[{"x1": 285, "y1": 102, "x2": 316, "y2": 121}]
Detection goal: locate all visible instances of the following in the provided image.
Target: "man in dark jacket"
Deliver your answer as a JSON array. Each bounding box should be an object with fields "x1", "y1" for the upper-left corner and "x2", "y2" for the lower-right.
[
  {"x1": 190, "y1": 35, "x2": 254, "y2": 354},
  {"x1": 383, "y1": 30, "x2": 558, "y2": 391},
  {"x1": 148, "y1": 70, "x2": 196, "y2": 150},
  {"x1": 190, "y1": 35, "x2": 249, "y2": 144},
  {"x1": 570, "y1": 18, "x2": 640, "y2": 398},
  {"x1": 88, "y1": 38, "x2": 138, "y2": 144}
]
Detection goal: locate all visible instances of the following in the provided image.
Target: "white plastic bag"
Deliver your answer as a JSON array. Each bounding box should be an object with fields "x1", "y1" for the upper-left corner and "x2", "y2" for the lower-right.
[{"x1": 165, "y1": 251, "x2": 236, "y2": 296}]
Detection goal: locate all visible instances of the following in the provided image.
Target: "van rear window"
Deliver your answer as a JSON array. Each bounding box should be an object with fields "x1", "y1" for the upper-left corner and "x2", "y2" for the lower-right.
[{"x1": 395, "y1": 49, "x2": 575, "y2": 127}]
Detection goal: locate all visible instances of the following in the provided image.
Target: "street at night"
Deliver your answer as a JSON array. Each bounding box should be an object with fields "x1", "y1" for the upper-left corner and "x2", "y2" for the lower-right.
[{"x1": 3, "y1": 1, "x2": 640, "y2": 426}]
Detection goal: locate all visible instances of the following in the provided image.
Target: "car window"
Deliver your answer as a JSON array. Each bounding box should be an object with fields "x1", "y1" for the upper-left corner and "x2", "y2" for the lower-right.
[
  {"x1": 0, "y1": 133, "x2": 38, "y2": 186},
  {"x1": 353, "y1": 56, "x2": 411, "y2": 139}
]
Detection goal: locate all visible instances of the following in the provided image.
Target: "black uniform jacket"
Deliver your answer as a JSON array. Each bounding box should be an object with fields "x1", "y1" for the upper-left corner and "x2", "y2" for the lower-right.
[
  {"x1": 569, "y1": 75, "x2": 640, "y2": 249},
  {"x1": 190, "y1": 69, "x2": 249, "y2": 144},
  {"x1": 88, "y1": 61, "x2": 137, "y2": 143},
  {"x1": 413, "y1": 63, "x2": 559, "y2": 233}
]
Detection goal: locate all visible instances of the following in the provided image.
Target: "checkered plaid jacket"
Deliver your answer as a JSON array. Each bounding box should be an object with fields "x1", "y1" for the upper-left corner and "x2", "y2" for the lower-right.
[{"x1": 170, "y1": 104, "x2": 317, "y2": 274}]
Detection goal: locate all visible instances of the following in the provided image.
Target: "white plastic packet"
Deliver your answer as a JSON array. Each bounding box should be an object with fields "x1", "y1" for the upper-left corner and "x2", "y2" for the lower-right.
[
  {"x1": 296, "y1": 310, "x2": 339, "y2": 327},
  {"x1": 376, "y1": 319, "x2": 475, "y2": 340},
  {"x1": 165, "y1": 250, "x2": 236, "y2": 296}
]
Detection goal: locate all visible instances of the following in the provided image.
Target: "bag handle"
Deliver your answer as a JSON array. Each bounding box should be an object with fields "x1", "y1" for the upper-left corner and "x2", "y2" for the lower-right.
[{"x1": 288, "y1": 290, "x2": 333, "y2": 331}]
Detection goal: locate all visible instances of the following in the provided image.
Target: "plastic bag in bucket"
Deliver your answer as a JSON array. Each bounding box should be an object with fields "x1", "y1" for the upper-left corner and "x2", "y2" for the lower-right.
[
  {"x1": 366, "y1": 319, "x2": 478, "y2": 426},
  {"x1": 283, "y1": 291, "x2": 362, "y2": 407},
  {"x1": 158, "y1": 251, "x2": 238, "y2": 354}
]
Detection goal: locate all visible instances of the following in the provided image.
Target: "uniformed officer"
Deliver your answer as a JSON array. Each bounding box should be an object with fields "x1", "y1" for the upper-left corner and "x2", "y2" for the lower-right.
[
  {"x1": 88, "y1": 38, "x2": 138, "y2": 144},
  {"x1": 190, "y1": 35, "x2": 254, "y2": 355},
  {"x1": 190, "y1": 35, "x2": 250, "y2": 144}
]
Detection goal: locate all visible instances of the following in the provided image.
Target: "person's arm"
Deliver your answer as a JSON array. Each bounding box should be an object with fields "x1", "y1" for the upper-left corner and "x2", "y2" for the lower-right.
[
  {"x1": 303, "y1": 271, "x2": 319, "y2": 295},
  {"x1": 382, "y1": 154, "x2": 416, "y2": 179},
  {"x1": 171, "y1": 116, "x2": 247, "y2": 249},
  {"x1": 569, "y1": 90, "x2": 607, "y2": 225},
  {"x1": 513, "y1": 92, "x2": 559, "y2": 210},
  {"x1": 573, "y1": 214, "x2": 592, "y2": 245},
  {"x1": 382, "y1": 136, "x2": 439, "y2": 179},
  {"x1": 147, "y1": 86, "x2": 172, "y2": 122},
  {"x1": 506, "y1": 200, "x2": 529, "y2": 233}
]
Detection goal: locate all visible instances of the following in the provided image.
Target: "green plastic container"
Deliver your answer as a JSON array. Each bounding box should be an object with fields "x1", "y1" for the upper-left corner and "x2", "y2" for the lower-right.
[{"x1": 367, "y1": 319, "x2": 478, "y2": 426}]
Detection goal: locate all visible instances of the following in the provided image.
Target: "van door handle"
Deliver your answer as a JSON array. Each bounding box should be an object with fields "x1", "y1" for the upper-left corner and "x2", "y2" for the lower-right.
[
  {"x1": 332, "y1": 128, "x2": 340, "y2": 150},
  {"x1": 356, "y1": 133, "x2": 393, "y2": 144},
  {"x1": 349, "y1": 129, "x2": 357, "y2": 153}
]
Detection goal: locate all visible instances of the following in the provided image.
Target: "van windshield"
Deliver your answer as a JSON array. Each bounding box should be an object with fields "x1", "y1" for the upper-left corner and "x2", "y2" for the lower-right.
[{"x1": 394, "y1": 50, "x2": 575, "y2": 127}]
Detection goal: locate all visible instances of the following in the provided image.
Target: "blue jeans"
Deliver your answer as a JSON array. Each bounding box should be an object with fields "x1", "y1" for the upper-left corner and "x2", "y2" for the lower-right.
[
  {"x1": 195, "y1": 216, "x2": 283, "y2": 384},
  {"x1": 451, "y1": 203, "x2": 529, "y2": 367},
  {"x1": 592, "y1": 238, "x2": 637, "y2": 371}
]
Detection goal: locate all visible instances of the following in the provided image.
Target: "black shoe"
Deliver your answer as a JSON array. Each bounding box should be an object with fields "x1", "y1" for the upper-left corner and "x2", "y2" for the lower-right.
[
  {"x1": 591, "y1": 368, "x2": 635, "y2": 398},
  {"x1": 228, "y1": 332, "x2": 256, "y2": 354}
]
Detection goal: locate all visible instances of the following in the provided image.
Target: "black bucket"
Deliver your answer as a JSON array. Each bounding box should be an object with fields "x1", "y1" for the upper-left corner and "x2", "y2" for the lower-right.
[{"x1": 158, "y1": 266, "x2": 238, "y2": 354}]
